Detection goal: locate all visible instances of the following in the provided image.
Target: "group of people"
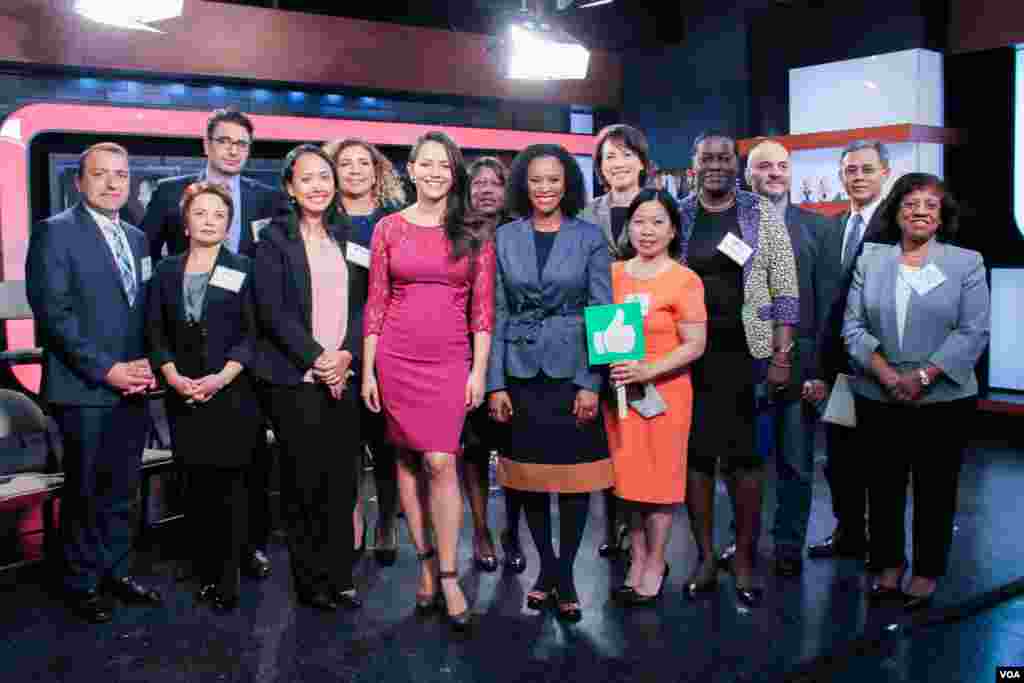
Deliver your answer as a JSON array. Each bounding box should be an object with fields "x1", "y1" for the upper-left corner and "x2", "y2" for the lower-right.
[{"x1": 25, "y1": 107, "x2": 989, "y2": 630}]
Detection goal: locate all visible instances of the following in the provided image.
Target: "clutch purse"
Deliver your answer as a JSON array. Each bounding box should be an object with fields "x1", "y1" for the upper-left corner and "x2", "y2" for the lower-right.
[{"x1": 628, "y1": 382, "x2": 667, "y2": 419}]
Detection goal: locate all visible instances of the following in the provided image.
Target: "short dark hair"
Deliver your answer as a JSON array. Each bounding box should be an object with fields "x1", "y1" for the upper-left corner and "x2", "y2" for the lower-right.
[
  {"x1": 206, "y1": 108, "x2": 254, "y2": 141},
  {"x1": 691, "y1": 130, "x2": 737, "y2": 158},
  {"x1": 593, "y1": 124, "x2": 650, "y2": 190},
  {"x1": 280, "y1": 144, "x2": 342, "y2": 240},
  {"x1": 468, "y1": 156, "x2": 509, "y2": 186},
  {"x1": 616, "y1": 189, "x2": 683, "y2": 260},
  {"x1": 876, "y1": 172, "x2": 959, "y2": 243},
  {"x1": 77, "y1": 142, "x2": 128, "y2": 178},
  {"x1": 507, "y1": 144, "x2": 587, "y2": 218},
  {"x1": 179, "y1": 181, "x2": 236, "y2": 233},
  {"x1": 839, "y1": 139, "x2": 890, "y2": 169}
]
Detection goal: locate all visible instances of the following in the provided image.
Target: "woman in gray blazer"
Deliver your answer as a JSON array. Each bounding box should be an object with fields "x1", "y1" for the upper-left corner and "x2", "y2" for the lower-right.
[
  {"x1": 579, "y1": 124, "x2": 652, "y2": 558},
  {"x1": 487, "y1": 144, "x2": 614, "y2": 621},
  {"x1": 843, "y1": 173, "x2": 990, "y2": 610}
]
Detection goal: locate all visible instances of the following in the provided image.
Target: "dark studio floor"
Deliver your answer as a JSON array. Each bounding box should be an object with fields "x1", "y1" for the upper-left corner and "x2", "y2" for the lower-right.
[{"x1": 1, "y1": 412, "x2": 1023, "y2": 683}]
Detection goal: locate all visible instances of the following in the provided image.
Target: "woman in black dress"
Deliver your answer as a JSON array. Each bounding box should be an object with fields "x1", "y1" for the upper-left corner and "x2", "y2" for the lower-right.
[{"x1": 147, "y1": 181, "x2": 262, "y2": 612}]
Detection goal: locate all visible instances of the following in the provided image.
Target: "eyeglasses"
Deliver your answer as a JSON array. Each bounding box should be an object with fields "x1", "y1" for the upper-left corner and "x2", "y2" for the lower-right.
[
  {"x1": 211, "y1": 136, "x2": 252, "y2": 152},
  {"x1": 900, "y1": 200, "x2": 941, "y2": 212}
]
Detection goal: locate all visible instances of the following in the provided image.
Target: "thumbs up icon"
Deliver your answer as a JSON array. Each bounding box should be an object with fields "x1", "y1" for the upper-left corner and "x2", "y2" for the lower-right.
[{"x1": 594, "y1": 309, "x2": 636, "y2": 355}]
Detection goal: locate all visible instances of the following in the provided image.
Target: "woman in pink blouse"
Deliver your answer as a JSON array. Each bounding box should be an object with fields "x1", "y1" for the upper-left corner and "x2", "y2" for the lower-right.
[{"x1": 362, "y1": 131, "x2": 495, "y2": 632}]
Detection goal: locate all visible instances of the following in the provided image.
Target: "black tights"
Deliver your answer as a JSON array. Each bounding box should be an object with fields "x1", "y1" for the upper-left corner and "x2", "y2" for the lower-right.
[{"x1": 519, "y1": 491, "x2": 590, "y2": 601}]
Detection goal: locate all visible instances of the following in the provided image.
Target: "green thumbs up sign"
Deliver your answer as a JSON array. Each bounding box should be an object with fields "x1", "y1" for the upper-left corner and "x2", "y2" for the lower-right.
[{"x1": 585, "y1": 302, "x2": 645, "y2": 365}]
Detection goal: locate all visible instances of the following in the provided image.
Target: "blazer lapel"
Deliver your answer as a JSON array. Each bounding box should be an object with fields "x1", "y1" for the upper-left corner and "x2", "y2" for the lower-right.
[
  {"x1": 283, "y1": 235, "x2": 314, "y2": 329},
  {"x1": 519, "y1": 220, "x2": 540, "y2": 286},
  {"x1": 879, "y1": 244, "x2": 901, "y2": 352},
  {"x1": 169, "y1": 255, "x2": 188, "y2": 323},
  {"x1": 736, "y1": 193, "x2": 759, "y2": 286},
  {"x1": 594, "y1": 195, "x2": 615, "y2": 249},
  {"x1": 239, "y1": 178, "x2": 255, "y2": 251},
  {"x1": 541, "y1": 220, "x2": 574, "y2": 282},
  {"x1": 76, "y1": 204, "x2": 131, "y2": 306},
  {"x1": 199, "y1": 246, "x2": 235, "y2": 323}
]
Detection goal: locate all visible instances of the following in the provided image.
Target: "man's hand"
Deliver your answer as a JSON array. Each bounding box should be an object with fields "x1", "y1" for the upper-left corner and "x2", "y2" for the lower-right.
[{"x1": 106, "y1": 362, "x2": 153, "y2": 395}]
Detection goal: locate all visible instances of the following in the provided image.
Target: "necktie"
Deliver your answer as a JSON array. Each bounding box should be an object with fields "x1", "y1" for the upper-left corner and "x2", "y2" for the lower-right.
[
  {"x1": 842, "y1": 213, "x2": 864, "y2": 270},
  {"x1": 109, "y1": 223, "x2": 137, "y2": 306}
]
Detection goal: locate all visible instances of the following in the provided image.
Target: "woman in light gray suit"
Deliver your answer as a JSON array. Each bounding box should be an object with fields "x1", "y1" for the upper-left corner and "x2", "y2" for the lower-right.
[
  {"x1": 487, "y1": 144, "x2": 614, "y2": 622},
  {"x1": 843, "y1": 173, "x2": 990, "y2": 611}
]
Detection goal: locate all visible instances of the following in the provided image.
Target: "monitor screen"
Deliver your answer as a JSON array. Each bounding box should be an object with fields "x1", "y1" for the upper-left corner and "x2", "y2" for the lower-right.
[{"x1": 989, "y1": 267, "x2": 1024, "y2": 391}]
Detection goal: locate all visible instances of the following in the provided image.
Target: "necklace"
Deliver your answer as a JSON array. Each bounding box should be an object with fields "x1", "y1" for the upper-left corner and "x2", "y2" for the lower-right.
[{"x1": 698, "y1": 191, "x2": 736, "y2": 213}]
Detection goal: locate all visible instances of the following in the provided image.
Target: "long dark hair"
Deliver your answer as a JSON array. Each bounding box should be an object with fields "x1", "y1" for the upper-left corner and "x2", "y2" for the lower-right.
[
  {"x1": 876, "y1": 172, "x2": 960, "y2": 244},
  {"x1": 616, "y1": 189, "x2": 683, "y2": 260},
  {"x1": 280, "y1": 144, "x2": 344, "y2": 242},
  {"x1": 409, "y1": 131, "x2": 488, "y2": 260},
  {"x1": 506, "y1": 144, "x2": 588, "y2": 218}
]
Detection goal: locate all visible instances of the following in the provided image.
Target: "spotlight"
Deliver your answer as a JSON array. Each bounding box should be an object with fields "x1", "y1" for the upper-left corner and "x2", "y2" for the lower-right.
[
  {"x1": 73, "y1": 0, "x2": 183, "y2": 32},
  {"x1": 505, "y1": 14, "x2": 590, "y2": 80}
]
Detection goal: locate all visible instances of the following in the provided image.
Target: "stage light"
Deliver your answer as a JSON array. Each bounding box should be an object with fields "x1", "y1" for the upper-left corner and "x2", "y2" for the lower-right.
[
  {"x1": 506, "y1": 24, "x2": 590, "y2": 80},
  {"x1": 73, "y1": 0, "x2": 183, "y2": 33}
]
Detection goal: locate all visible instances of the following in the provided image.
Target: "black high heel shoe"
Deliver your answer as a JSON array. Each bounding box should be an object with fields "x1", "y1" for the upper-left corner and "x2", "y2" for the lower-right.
[
  {"x1": 869, "y1": 563, "x2": 908, "y2": 603},
  {"x1": 553, "y1": 587, "x2": 582, "y2": 623},
  {"x1": 734, "y1": 582, "x2": 764, "y2": 608},
  {"x1": 501, "y1": 530, "x2": 526, "y2": 574},
  {"x1": 684, "y1": 558, "x2": 718, "y2": 600},
  {"x1": 526, "y1": 575, "x2": 554, "y2": 610},
  {"x1": 598, "y1": 523, "x2": 629, "y2": 559},
  {"x1": 473, "y1": 530, "x2": 499, "y2": 573},
  {"x1": 414, "y1": 548, "x2": 441, "y2": 614},
  {"x1": 627, "y1": 564, "x2": 669, "y2": 607},
  {"x1": 330, "y1": 586, "x2": 363, "y2": 610},
  {"x1": 439, "y1": 570, "x2": 473, "y2": 632}
]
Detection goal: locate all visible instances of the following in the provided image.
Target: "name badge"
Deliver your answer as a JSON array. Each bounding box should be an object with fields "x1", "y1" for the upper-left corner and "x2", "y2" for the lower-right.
[
  {"x1": 346, "y1": 241, "x2": 371, "y2": 269},
  {"x1": 209, "y1": 265, "x2": 246, "y2": 293},
  {"x1": 913, "y1": 263, "x2": 947, "y2": 296},
  {"x1": 140, "y1": 256, "x2": 153, "y2": 282},
  {"x1": 251, "y1": 218, "x2": 272, "y2": 243},
  {"x1": 717, "y1": 232, "x2": 753, "y2": 266},
  {"x1": 624, "y1": 292, "x2": 651, "y2": 318}
]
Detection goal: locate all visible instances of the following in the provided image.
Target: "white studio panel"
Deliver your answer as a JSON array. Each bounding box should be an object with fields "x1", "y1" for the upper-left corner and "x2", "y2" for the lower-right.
[
  {"x1": 989, "y1": 268, "x2": 1024, "y2": 392},
  {"x1": 575, "y1": 154, "x2": 595, "y2": 202},
  {"x1": 790, "y1": 49, "x2": 943, "y2": 134},
  {"x1": 1015, "y1": 46, "x2": 1024, "y2": 239}
]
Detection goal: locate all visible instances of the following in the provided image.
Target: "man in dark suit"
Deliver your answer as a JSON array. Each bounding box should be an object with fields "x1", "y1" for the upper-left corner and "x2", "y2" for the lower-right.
[
  {"x1": 141, "y1": 108, "x2": 279, "y2": 579},
  {"x1": 27, "y1": 142, "x2": 163, "y2": 623},
  {"x1": 806, "y1": 139, "x2": 892, "y2": 562}
]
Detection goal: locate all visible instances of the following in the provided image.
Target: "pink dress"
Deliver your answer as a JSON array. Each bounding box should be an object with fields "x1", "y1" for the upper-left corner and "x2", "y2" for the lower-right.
[{"x1": 364, "y1": 213, "x2": 495, "y2": 453}]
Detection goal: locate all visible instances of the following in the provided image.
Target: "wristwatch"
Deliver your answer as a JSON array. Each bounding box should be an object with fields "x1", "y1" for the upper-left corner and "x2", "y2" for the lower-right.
[{"x1": 918, "y1": 368, "x2": 931, "y2": 387}]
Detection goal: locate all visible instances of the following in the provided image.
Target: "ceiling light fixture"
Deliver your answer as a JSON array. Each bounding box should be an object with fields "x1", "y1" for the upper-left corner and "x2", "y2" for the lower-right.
[
  {"x1": 504, "y1": 2, "x2": 590, "y2": 80},
  {"x1": 73, "y1": 0, "x2": 183, "y2": 33},
  {"x1": 576, "y1": 0, "x2": 615, "y2": 8}
]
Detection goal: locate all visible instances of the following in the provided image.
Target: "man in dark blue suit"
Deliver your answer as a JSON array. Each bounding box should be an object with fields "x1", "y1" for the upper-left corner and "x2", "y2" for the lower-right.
[
  {"x1": 27, "y1": 142, "x2": 163, "y2": 623},
  {"x1": 141, "y1": 108, "x2": 279, "y2": 578}
]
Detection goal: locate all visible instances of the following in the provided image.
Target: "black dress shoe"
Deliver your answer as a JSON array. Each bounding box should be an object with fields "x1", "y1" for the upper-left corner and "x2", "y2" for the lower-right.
[
  {"x1": 244, "y1": 550, "x2": 272, "y2": 579},
  {"x1": 297, "y1": 590, "x2": 337, "y2": 612},
  {"x1": 869, "y1": 564, "x2": 907, "y2": 603},
  {"x1": 107, "y1": 576, "x2": 163, "y2": 606},
  {"x1": 774, "y1": 554, "x2": 804, "y2": 577},
  {"x1": 501, "y1": 530, "x2": 526, "y2": 574},
  {"x1": 211, "y1": 592, "x2": 239, "y2": 614},
  {"x1": 66, "y1": 589, "x2": 114, "y2": 624},
  {"x1": 735, "y1": 583, "x2": 764, "y2": 607},
  {"x1": 684, "y1": 561, "x2": 718, "y2": 600},
  {"x1": 196, "y1": 583, "x2": 218, "y2": 603},
  {"x1": 807, "y1": 531, "x2": 866, "y2": 559},
  {"x1": 330, "y1": 588, "x2": 363, "y2": 610},
  {"x1": 717, "y1": 543, "x2": 736, "y2": 572},
  {"x1": 902, "y1": 590, "x2": 935, "y2": 611}
]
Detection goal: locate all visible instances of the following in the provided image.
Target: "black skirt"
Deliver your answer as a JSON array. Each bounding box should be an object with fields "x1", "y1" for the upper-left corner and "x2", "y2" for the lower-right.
[{"x1": 498, "y1": 374, "x2": 613, "y2": 493}]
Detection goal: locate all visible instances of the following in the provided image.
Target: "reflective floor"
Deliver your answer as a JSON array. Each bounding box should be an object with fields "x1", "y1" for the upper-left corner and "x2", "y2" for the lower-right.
[{"x1": 1, "y1": 416, "x2": 1022, "y2": 682}]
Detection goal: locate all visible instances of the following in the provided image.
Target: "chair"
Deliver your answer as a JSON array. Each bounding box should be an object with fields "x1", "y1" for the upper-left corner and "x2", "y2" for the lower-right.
[
  {"x1": 0, "y1": 389, "x2": 63, "y2": 571},
  {"x1": 0, "y1": 281, "x2": 43, "y2": 365}
]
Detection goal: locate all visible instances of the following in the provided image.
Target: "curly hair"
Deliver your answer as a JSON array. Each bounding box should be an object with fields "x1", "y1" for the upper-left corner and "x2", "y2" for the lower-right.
[
  {"x1": 323, "y1": 137, "x2": 407, "y2": 210},
  {"x1": 506, "y1": 144, "x2": 587, "y2": 219},
  {"x1": 179, "y1": 181, "x2": 235, "y2": 229},
  {"x1": 875, "y1": 172, "x2": 959, "y2": 244}
]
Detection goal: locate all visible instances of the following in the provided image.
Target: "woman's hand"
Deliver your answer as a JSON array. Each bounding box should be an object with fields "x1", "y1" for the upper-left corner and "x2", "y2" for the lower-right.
[
  {"x1": 766, "y1": 355, "x2": 792, "y2": 391},
  {"x1": 168, "y1": 373, "x2": 198, "y2": 400},
  {"x1": 488, "y1": 391, "x2": 514, "y2": 424},
  {"x1": 191, "y1": 373, "x2": 228, "y2": 403},
  {"x1": 362, "y1": 374, "x2": 381, "y2": 413},
  {"x1": 465, "y1": 369, "x2": 486, "y2": 409},
  {"x1": 573, "y1": 389, "x2": 600, "y2": 426},
  {"x1": 329, "y1": 382, "x2": 345, "y2": 401},
  {"x1": 609, "y1": 360, "x2": 651, "y2": 387},
  {"x1": 314, "y1": 350, "x2": 352, "y2": 386},
  {"x1": 891, "y1": 371, "x2": 924, "y2": 403},
  {"x1": 802, "y1": 379, "x2": 828, "y2": 403}
]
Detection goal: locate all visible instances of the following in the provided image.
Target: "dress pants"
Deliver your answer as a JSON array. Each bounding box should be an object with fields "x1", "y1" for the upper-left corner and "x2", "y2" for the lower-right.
[
  {"x1": 52, "y1": 399, "x2": 148, "y2": 592},
  {"x1": 824, "y1": 422, "x2": 867, "y2": 541},
  {"x1": 186, "y1": 466, "x2": 247, "y2": 599},
  {"x1": 856, "y1": 396, "x2": 973, "y2": 578},
  {"x1": 247, "y1": 390, "x2": 275, "y2": 554},
  {"x1": 266, "y1": 382, "x2": 360, "y2": 594},
  {"x1": 767, "y1": 397, "x2": 818, "y2": 554}
]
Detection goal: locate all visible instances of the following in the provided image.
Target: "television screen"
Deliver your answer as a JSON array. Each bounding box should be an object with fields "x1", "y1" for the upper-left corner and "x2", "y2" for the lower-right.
[{"x1": 989, "y1": 267, "x2": 1024, "y2": 391}]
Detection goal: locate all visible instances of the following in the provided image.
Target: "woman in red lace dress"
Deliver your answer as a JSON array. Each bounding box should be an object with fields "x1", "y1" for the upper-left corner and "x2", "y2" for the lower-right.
[{"x1": 362, "y1": 131, "x2": 495, "y2": 631}]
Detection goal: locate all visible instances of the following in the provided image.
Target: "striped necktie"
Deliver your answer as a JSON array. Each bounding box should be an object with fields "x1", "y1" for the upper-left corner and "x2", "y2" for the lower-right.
[
  {"x1": 108, "y1": 223, "x2": 137, "y2": 306},
  {"x1": 842, "y1": 213, "x2": 865, "y2": 270}
]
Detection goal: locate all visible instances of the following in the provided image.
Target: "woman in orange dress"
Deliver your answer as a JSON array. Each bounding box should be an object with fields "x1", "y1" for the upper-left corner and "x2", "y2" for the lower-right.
[{"x1": 604, "y1": 189, "x2": 707, "y2": 606}]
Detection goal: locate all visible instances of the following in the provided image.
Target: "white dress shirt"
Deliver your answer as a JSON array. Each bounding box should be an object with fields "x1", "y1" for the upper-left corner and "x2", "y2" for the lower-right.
[
  {"x1": 841, "y1": 196, "x2": 882, "y2": 264},
  {"x1": 84, "y1": 203, "x2": 136, "y2": 285}
]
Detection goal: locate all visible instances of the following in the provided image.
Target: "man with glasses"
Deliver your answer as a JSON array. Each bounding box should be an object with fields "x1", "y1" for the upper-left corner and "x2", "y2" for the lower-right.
[
  {"x1": 143, "y1": 108, "x2": 279, "y2": 263},
  {"x1": 806, "y1": 139, "x2": 892, "y2": 565},
  {"x1": 142, "y1": 108, "x2": 280, "y2": 581}
]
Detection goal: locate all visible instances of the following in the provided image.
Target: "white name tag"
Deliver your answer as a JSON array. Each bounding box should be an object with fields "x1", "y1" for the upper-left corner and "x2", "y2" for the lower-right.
[
  {"x1": 913, "y1": 263, "x2": 947, "y2": 296},
  {"x1": 624, "y1": 292, "x2": 651, "y2": 317},
  {"x1": 251, "y1": 218, "x2": 272, "y2": 243},
  {"x1": 209, "y1": 265, "x2": 246, "y2": 293},
  {"x1": 140, "y1": 256, "x2": 153, "y2": 282},
  {"x1": 346, "y1": 241, "x2": 371, "y2": 269},
  {"x1": 717, "y1": 232, "x2": 753, "y2": 266}
]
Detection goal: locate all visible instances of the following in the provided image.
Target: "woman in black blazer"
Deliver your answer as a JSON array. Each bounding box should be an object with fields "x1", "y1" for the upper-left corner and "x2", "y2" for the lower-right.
[
  {"x1": 250, "y1": 145, "x2": 363, "y2": 612},
  {"x1": 147, "y1": 181, "x2": 262, "y2": 613}
]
